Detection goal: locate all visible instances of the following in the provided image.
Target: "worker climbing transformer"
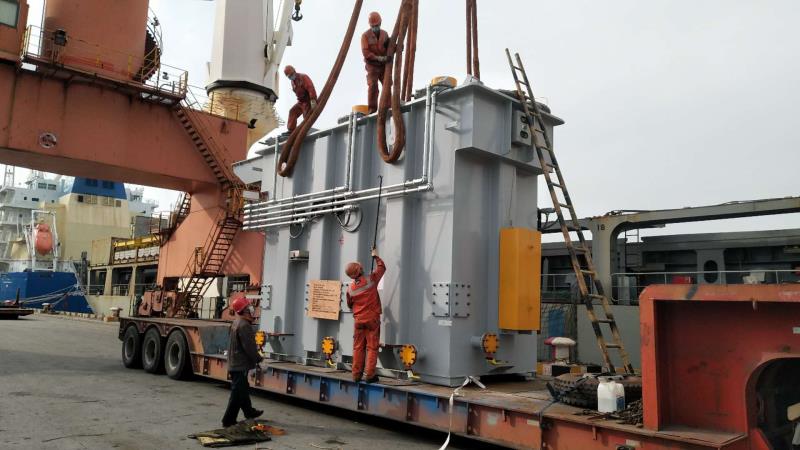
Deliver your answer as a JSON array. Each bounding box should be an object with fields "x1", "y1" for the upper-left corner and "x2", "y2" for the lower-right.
[
  {"x1": 361, "y1": 11, "x2": 390, "y2": 114},
  {"x1": 282, "y1": 65, "x2": 317, "y2": 134}
]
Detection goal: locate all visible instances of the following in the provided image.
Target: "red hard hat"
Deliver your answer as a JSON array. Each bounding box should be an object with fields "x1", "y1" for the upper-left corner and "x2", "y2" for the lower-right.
[
  {"x1": 368, "y1": 11, "x2": 381, "y2": 27},
  {"x1": 283, "y1": 65, "x2": 296, "y2": 76},
  {"x1": 345, "y1": 262, "x2": 363, "y2": 279},
  {"x1": 231, "y1": 295, "x2": 251, "y2": 314}
]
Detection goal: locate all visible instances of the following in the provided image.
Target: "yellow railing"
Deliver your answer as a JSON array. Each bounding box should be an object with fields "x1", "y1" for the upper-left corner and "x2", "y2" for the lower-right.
[
  {"x1": 186, "y1": 85, "x2": 241, "y2": 120},
  {"x1": 21, "y1": 25, "x2": 188, "y2": 98}
]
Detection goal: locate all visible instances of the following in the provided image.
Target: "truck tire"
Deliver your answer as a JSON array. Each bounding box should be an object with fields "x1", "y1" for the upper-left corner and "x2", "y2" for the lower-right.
[
  {"x1": 122, "y1": 325, "x2": 142, "y2": 369},
  {"x1": 548, "y1": 373, "x2": 642, "y2": 409},
  {"x1": 165, "y1": 330, "x2": 192, "y2": 380},
  {"x1": 142, "y1": 327, "x2": 165, "y2": 374}
]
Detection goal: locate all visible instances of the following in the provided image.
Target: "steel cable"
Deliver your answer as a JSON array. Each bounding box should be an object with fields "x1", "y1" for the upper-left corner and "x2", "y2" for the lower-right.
[{"x1": 278, "y1": 0, "x2": 364, "y2": 177}]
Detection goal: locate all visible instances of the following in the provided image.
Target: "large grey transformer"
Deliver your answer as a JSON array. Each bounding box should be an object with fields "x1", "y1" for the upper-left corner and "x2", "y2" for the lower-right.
[{"x1": 235, "y1": 81, "x2": 563, "y2": 386}]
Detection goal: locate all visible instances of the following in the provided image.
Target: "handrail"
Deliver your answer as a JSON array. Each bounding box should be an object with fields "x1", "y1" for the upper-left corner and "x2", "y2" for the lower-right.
[
  {"x1": 611, "y1": 269, "x2": 799, "y2": 280},
  {"x1": 611, "y1": 269, "x2": 800, "y2": 302},
  {"x1": 21, "y1": 25, "x2": 188, "y2": 98},
  {"x1": 179, "y1": 88, "x2": 244, "y2": 190}
]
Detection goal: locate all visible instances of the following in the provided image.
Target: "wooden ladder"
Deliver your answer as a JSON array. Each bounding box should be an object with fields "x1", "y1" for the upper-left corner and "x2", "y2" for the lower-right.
[{"x1": 505, "y1": 49, "x2": 634, "y2": 374}]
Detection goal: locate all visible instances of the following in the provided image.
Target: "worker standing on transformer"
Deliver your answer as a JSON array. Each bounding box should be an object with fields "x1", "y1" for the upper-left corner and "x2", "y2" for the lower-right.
[
  {"x1": 345, "y1": 248, "x2": 385, "y2": 383},
  {"x1": 283, "y1": 65, "x2": 317, "y2": 134},
  {"x1": 361, "y1": 12, "x2": 390, "y2": 114},
  {"x1": 221, "y1": 297, "x2": 264, "y2": 428}
]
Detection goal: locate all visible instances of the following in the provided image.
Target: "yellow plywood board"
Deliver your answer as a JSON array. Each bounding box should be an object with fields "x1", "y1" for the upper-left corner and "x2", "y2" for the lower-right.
[{"x1": 498, "y1": 228, "x2": 541, "y2": 331}]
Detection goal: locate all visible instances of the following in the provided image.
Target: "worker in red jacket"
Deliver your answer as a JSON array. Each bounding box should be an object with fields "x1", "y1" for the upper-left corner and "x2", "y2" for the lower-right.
[
  {"x1": 360, "y1": 11, "x2": 390, "y2": 114},
  {"x1": 284, "y1": 65, "x2": 317, "y2": 133},
  {"x1": 345, "y1": 248, "x2": 385, "y2": 383}
]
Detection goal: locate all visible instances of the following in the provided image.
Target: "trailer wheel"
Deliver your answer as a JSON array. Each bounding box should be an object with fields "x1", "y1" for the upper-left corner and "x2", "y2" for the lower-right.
[
  {"x1": 548, "y1": 373, "x2": 642, "y2": 409},
  {"x1": 122, "y1": 325, "x2": 142, "y2": 369},
  {"x1": 142, "y1": 327, "x2": 165, "y2": 374},
  {"x1": 165, "y1": 330, "x2": 192, "y2": 380}
]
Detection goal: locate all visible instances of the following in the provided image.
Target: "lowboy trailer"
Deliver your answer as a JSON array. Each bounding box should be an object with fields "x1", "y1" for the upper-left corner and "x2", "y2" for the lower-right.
[{"x1": 119, "y1": 284, "x2": 800, "y2": 449}]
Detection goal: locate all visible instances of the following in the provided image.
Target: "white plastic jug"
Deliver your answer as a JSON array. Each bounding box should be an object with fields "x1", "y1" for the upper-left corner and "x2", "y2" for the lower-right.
[{"x1": 597, "y1": 377, "x2": 625, "y2": 413}]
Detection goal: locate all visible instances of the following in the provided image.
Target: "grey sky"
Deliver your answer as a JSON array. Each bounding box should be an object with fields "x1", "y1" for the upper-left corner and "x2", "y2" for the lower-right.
[{"x1": 24, "y1": 1, "x2": 800, "y2": 238}]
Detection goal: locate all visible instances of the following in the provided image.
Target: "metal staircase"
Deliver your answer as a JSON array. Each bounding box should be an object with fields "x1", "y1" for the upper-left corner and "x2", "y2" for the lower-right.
[
  {"x1": 505, "y1": 49, "x2": 635, "y2": 374},
  {"x1": 153, "y1": 192, "x2": 191, "y2": 241},
  {"x1": 168, "y1": 90, "x2": 245, "y2": 317},
  {"x1": 173, "y1": 211, "x2": 241, "y2": 317},
  {"x1": 173, "y1": 104, "x2": 236, "y2": 186},
  {"x1": 134, "y1": 9, "x2": 163, "y2": 82}
]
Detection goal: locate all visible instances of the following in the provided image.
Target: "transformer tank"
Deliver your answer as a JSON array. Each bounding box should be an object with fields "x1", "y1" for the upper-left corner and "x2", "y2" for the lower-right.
[{"x1": 238, "y1": 81, "x2": 562, "y2": 386}]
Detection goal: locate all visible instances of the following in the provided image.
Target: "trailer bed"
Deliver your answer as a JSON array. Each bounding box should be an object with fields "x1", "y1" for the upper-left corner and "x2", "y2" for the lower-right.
[
  {"x1": 120, "y1": 316, "x2": 747, "y2": 449},
  {"x1": 205, "y1": 355, "x2": 744, "y2": 450}
]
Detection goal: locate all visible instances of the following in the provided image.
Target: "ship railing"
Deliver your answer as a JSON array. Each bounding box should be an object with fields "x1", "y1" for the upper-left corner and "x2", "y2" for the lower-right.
[
  {"x1": 110, "y1": 284, "x2": 130, "y2": 297},
  {"x1": 21, "y1": 25, "x2": 188, "y2": 100},
  {"x1": 611, "y1": 269, "x2": 800, "y2": 303},
  {"x1": 86, "y1": 284, "x2": 105, "y2": 295},
  {"x1": 185, "y1": 85, "x2": 242, "y2": 121}
]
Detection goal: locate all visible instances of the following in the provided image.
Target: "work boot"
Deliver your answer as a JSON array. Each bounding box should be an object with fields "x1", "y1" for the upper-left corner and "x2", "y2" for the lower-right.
[
  {"x1": 245, "y1": 409, "x2": 264, "y2": 420},
  {"x1": 364, "y1": 375, "x2": 379, "y2": 384}
]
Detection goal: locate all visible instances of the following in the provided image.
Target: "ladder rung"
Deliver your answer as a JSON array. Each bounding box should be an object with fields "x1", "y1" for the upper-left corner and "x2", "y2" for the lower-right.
[
  {"x1": 588, "y1": 294, "x2": 604, "y2": 300},
  {"x1": 557, "y1": 203, "x2": 571, "y2": 210},
  {"x1": 595, "y1": 319, "x2": 613, "y2": 324},
  {"x1": 605, "y1": 344, "x2": 622, "y2": 349},
  {"x1": 580, "y1": 269, "x2": 596, "y2": 276}
]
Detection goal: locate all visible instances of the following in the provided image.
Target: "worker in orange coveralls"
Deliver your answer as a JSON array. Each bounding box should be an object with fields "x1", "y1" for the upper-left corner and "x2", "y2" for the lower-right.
[
  {"x1": 360, "y1": 11, "x2": 390, "y2": 114},
  {"x1": 283, "y1": 65, "x2": 317, "y2": 133},
  {"x1": 345, "y1": 248, "x2": 385, "y2": 383}
]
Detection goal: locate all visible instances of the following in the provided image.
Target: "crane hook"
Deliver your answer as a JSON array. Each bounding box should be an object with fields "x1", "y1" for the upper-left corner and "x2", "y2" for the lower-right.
[{"x1": 292, "y1": 1, "x2": 303, "y2": 21}]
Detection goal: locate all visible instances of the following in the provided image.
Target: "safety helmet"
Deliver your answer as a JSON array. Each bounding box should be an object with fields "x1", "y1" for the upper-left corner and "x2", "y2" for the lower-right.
[
  {"x1": 283, "y1": 65, "x2": 296, "y2": 77},
  {"x1": 368, "y1": 11, "x2": 382, "y2": 27},
  {"x1": 231, "y1": 295, "x2": 251, "y2": 314},
  {"x1": 345, "y1": 262, "x2": 363, "y2": 279}
]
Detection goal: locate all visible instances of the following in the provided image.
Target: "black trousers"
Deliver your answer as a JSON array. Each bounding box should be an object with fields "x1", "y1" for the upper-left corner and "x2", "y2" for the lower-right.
[{"x1": 222, "y1": 370, "x2": 256, "y2": 426}]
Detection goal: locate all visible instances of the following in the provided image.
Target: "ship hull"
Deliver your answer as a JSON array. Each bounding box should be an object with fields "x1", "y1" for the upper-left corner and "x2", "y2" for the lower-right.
[{"x1": 0, "y1": 272, "x2": 92, "y2": 314}]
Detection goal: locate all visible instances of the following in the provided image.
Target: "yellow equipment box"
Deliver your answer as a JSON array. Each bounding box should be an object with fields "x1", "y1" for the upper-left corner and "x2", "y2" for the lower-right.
[{"x1": 498, "y1": 228, "x2": 541, "y2": 331}]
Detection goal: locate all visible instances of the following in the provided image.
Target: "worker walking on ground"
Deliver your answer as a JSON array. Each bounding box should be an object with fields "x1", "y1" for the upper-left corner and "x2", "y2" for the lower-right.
[
  {"x1": 346, "y1": 248, "x2": 385, "y2": 383},
  {"x1": 361, "y1": 12, "x2": 390, "y2": 114},
  {"x1": 221, "y1": 296, "x2": 264, "y2": 428},
  {"x1": 284, "y1": 65, "x2": 317, "y2": 133}
]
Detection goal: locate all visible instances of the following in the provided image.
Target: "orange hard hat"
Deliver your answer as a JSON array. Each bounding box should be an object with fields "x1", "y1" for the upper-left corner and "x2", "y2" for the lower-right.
[
  {"x1": 231, "y1": 295, "x2": 251, "y2": 314},
  {"x1": 283, "y1": 65, "x2": 296, "y2": 76},
  {"x1": 345, "y1": 262, "x2": 363, "y2": 279},
  {"x1": 368, "y1": 11, "x2": 382, "y2": 27}
]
